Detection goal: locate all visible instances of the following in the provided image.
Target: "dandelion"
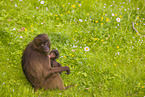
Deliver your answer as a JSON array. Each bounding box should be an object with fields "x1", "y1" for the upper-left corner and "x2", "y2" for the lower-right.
[
  {"x1": 95, "y1": 20, "x2": 98, "y2": 23},
  {"x1": 95, "y1": 38, "x2": 97, "y2": 40},
  {"x1": 60, "y1": 14, "x2": 63, "y2": 16},
  {"x1": 56, "y1": 18, "x2": 59, "y2": 20},
  {"x1": 64, "y1": 56, "x2": 66, "y2": 58},
  {"x1": 84, "y1": 47, "x2": 90, "y2": 51},
  {"x1": 119, "y1": 15, "x2": 122, "y2": 18},
  {"x1": 72, "y1": 5, "x2": 75, "y2": 8},
  {"x1": 78, "y1": 4, "x2": 81, "y2": 7},
  {"x1": 79, "y1": 19, "x2": 83, "y2": 22},
  {"x1": 68, "y1": 11, "x2": 70, "y2": 13},
  {"x1": 136, "y1": 23, "x2": 138, "y2": 25},
  {"x1": 116, "y1": 18, "x2": 121, "y2": 22},
  {"x1": 114, "y1": 64, "x2": 116, "y2": 66},
  {"x1": 31, "y1": 30, "x2": 34, "y2": 32},
  {"x1": 87, "y1": 13, "x2": 90, "y2": 15},
  {"x1": 115, "y1": 14, "x2": 117, "y2": 16},
  {"x1": 106, "y1": 18, "x2": 109, "y2": 22},
  {"x1": 117, "y1": 46, "x2": 119, "y2": 49},
  {"x1": 131, "y1": 60, "x2": 133, "y2": 62},
  {"x1": 62, "y1": 5, "x2": 65, "y2": 7},
  {"x1": 25, "y1": 28, "x2": 27, "y2": 31},
  {"x1": 55, "y1": 14, "x2": 58, "y2": 17},
  {"x1": 72, "y1": 55, "x2": 74, "y2": 57},
  {"x1": 31, "y1": 25, "x2": 33, "y2": 27},
  {"x1": 101, "y1": 39, "x2": 104, "y2": 41},
  {"x1": 142, "y1": 86, "x2": 144, "y2": 88},
  {"x1": 40, "y1": 1, "x2": 44, "y2": 4},
  {"x1": 69, "y1": 54, "x2": 72, "y2": 56},
  {"x1": 137, "y1": 17, "x2": 139, "y2": 19},
  {"x1": 101, "y1": 23, "x2": 103, "y2": 25}
]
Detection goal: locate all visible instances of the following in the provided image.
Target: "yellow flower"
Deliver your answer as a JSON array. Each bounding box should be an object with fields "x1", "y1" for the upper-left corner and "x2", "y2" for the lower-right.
[
  {"x1": 137, "y1": 16, "x2": 139, "y2": 19},
  {"x1": 56, "y1": 18, "x2": 59, "y2": 20},
  {"x1": 64, "y1": 56, "x2": 66, "y2": 58},
  {"x1": 119, "y1": 15, "x2": 122, "y2": 18},
  {"x1": 115, "y1": 14, "x2": 117, "y2": 16},
  {"x1": 68, "y1": 11, "x2": 70, "y2": 13},
  {"x1": 95, "y1": 20, "x2": 98, "y2": 23},
  {"x1": 25, "y1": 28, "x2": 27, "y2": 31},
  {"x1": 78, "y1": 4, "x2": 81, "y2": 7},
  {"x1": 61, "y1": 14, "x2": 63, "y2": 16},
  {"x1": 72, "y1": 5, "x2": 75, "y2": 8},
  {"x1": 136, "y1": 32, "x2": 139, "y2": 35},
  {"x1": 62, "y1": 5, "x2": 65, "y2": 7},
  {"x1": 87, "y1": 13, "x2": 90, "y2": 15},
  {"x1": 103, "y1": 13, "x2": 105, "y2": 15},
  {"x1": 117, "y1": 46, "x2": 119, "y2": 49},
  {"x1": 55, "y1": 14, "x2": 58, "y2": 17},
  {"x1": 96, "y1": 0, "x2": 98, "y2": 1},
  {"x1": 101, "y1": 39, "x2": 104, "y2": 41},
  {"x1": 142, "y1": 86, "x2": 144, "y2": 88},
  {"x1": 31, "y1": 25, "x2": 33, "y2": 27},
  {"x1": 114, "y1": 64, "x2": 116, "y2": 66},
  {"x1": 101, "y1": 17, "x2": 103, "y2": 19},
  {"x1": 136, "y1": 23, "x2": 138, "y2": 25},
  {"x1": 95, "y1": 38, "x2": 97, "y2": 40},
  {"x1": 131, "y1": 60, "x2": 133, "y2": 62},
  {"x1": 31, "y1": 30, "x2": 34, "y2": 32},
  {"x1": 101, "y1": 23, "x2": 103, "y2": 25},
  {"x1": 106, "y1": 18, "x2": 109, "y2": 22},
  {"x1": 72, "y1": 55, "x2": 74, "y2": 57},
  {"x1": 75, "y1": 30, "x2": 77, "y2": 32},
  {"x1": 69, "y1": 54, "x2": 72, "y2": 56}
]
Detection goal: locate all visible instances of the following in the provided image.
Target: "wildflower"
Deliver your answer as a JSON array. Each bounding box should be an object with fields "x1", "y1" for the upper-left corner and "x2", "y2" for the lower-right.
[
  {"x1": 114, "y1": 64, "x2": 116, "y2": 66},
  {"x1": 72, "y1": 55, "x2": 74, "y2": 57},
  {"x1": 78, "y1": 4, "x2": 81, "y2": 7},
  {"x1": 68, "y1": 11, "x2": 70, "y2": 13},
  {"x1": 64, "y1": 56, "x2": 66, "y2": 58},
  {"x1": 142, "y1": 86, "x2": 144, "y2": 88},
  {"x1": 79, "y1": 19, "x2": 83, "y2": 22},
  {"x1": 55, "y1": 14, "x2": 58, "y2": 17},
  {"x1": 87, "y1": 13, "x2": 90, "y2": 15},
  {"x1": 115, "y1": 14, "x2": 117, "y2": 16},
  {"x1": 69, "y1": 54, "x2": 72, "y2": 56},
  {"x1": 101, "y1": 39, "x2": 104, "y2": 41},
  {"x1": 25, "y1": 28, "x2": 27, "y2": 31},
  {"x1": 41, "y1": 23, "x2": 43, "y2": 24},
  {"x1": 15, "y1": 4, "x2": 17, "y2": 7},
  {"x1": 41, "y1": 1, "x2": 44, "y2": 4},
  {"x1": 20, "y1": 36, "x2": 23, "y2": 38},
  {"x1": 131, "y1": 60, "x2": 133, "y2": 62},
  {"x1": 119, "y1": 15, "x2": 122, "y2": 18},
  {"x1": 137, "y1": 17, "x2": 139, "y2": 19},
  {"x1": 103, "y1": 13, "x2": 105, "y2": 15},
  {"x1": 106, "y1": 18, "x2": 109, "y2": 22},
  {"x1": 116, "y1": 18, "x2": 121, "y2": 22},
  {"x1": 137, "y1": 8, "x2": 139, "y2": 10},
  {"x1": 95, "y1": 20, "x2": 98, "y2": 23},
  {"x1": 3, "y1": 82, "x2": 5, "y2": 84},
  {"x1": 84, "y1": 47, "x2": 90, "y2": 51},
  {"x1": 56, "y1": 18, "x2": 59, "y2": 20},
  {"x1": 136, "y1": 23, "x2": 138, "y2": 25},
  {"x1": 31, "y1": 30, "x2": 34, "y2": 32},
  {"x1": 60, "y1": 14, "x2": 63, "y2": 16},
  {"x1": 95, "y1": 38, "x2": 97, "y2": 40},
  {"x1": 62, "y1": 5, "x2": 65, "y2": 7},
  {"x1": 101, "y1": 23, "x2": 103, "y2": 25},
  {"x1": 36, "y1": 7, "x2": 39, "y2": 9},
  {"x1": 13, "y1": 28, "x2": 16, "y2": 30},
  {"x1": 112, "y1": 13, "x2": 114, "y2": 16},
  {"x1": 72, "y1": 5, "x2": 75, "y2": 8},
  {"x1": 117, "y1": 46, "x2": 119, "y2": 49},
  {"x1": 101, "y1": 17, "x2": 104, "y2": 19},
  {"x1": 31, "y1": 25, "x2": 33, "y2": 27}
]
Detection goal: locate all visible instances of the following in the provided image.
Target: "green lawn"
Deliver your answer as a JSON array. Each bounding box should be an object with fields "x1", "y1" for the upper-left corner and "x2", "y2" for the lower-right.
[{"x1": 0, "y1": 0, "x2": 145, "y2": 96}]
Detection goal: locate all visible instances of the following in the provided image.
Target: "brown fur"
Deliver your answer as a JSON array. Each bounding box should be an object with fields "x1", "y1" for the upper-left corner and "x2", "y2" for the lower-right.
[{"x1": 22, "y1": 34, "x2": 70, "y2": 91}]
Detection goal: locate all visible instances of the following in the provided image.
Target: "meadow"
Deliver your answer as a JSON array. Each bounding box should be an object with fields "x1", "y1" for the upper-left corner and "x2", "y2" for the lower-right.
[{"x1": 0, "y1": 0, "x2": 145, "y2": 96}]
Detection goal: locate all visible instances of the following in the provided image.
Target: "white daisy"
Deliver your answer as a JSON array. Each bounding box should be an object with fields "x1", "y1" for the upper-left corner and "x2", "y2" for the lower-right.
[
  {"x1": 84, "y1": 47, "x2": 90, "y2": 51},
  {"x1": 79, "y1": 19, "x2": 83, "y2": 22},
  {"x1": 116, "y1": 18, "x2": 121, "y2": 22},
  {"x1": 112, "y1": 13, "x2": 114, "y2": 16},
  {"x1": 41, "y1": 1, "x2": 44, "y2": 4}
]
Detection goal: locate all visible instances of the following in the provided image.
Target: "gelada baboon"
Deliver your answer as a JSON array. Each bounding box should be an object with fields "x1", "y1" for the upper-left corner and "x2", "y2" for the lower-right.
[
  {"x1": 49, "y1": 49, "x2": 62, "y2": 74},
  {"x1": 49, "y1": 49, "x2": 62, "y2": 68},
  {"x1": 22, "y1": 33, "x2": 70, "y2": 91}
]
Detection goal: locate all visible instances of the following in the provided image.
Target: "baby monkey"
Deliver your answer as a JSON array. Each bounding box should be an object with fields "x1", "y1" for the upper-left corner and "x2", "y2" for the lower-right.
[{"x1": 49, "y1": 49, "x2": 62, "y2": 72}]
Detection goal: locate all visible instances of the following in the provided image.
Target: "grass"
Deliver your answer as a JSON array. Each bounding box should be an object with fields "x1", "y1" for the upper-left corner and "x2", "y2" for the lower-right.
[{"x1": 0, "y1": 0, "x2": 145, "y2": 96}]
